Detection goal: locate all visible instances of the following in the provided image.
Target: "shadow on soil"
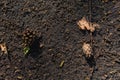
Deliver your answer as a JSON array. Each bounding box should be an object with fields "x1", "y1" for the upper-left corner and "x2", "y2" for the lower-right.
[
  {"x1": 85, "y1": 55, "x2": 96, "y2": 67},
  {"x1": 25, "y1": 36, "x2": 42, "y2": 59}
]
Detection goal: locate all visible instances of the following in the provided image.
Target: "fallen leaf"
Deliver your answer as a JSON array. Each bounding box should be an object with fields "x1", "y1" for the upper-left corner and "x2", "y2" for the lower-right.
[
  {"x1": 0, "y1": 43, "x2": 8, "y2": 54},
  {"x1": 77, "y1": 17, "x2": 100, "y2": 32},
  {"x1": 82, "y1": 43, "x2": 92, "y2": 58}
]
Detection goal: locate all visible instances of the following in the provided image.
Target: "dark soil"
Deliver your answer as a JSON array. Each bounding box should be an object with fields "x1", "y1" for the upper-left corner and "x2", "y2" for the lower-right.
[{"x1": 0, "y1": 0, "x2": 120, "y2": 80}]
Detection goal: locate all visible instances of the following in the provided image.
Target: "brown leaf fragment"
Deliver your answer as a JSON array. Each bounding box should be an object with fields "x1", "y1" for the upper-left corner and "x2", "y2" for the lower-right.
[
  {"x1": 0, "y1": 43, "x2": 8, "y2": 54},
  {"x1": 77, "y1": 17, "x2": 100, "y2": 32},
  {"x1": 82, "y1": 43, "x2": 92, "y2": 58}
]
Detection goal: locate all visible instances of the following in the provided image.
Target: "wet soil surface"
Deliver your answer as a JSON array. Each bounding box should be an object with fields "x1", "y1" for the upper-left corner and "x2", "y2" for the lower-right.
[{"x1": 0, "y1": 0, "x2": 120, "y2": 80}]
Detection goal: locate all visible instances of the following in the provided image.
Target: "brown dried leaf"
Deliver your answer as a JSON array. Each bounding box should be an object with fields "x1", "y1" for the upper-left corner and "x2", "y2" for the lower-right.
[
  {"x1": 0, "y1": 43, "x2": 8, "y2": 54},
  {"x1": 77, "y1": 17, "x2": 100, "y2": 32},
  {"x1": 82, "y1": 43, "x2": 92, "y2": 58}
]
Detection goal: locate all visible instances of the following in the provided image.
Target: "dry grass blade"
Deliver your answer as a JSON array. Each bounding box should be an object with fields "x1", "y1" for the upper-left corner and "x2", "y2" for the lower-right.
[
  {"x1": 59, "y1": 60, "x2": 65, "y2": 67},
  {"x1": 77, "y1": 17, "x2": 100, "y2": 32},
  {"x1": 82, "y1": 43, "x2": 92, "y2": 58},
  {"x1": 0, "y1": 43, "x2": 8, "y2": 54}
]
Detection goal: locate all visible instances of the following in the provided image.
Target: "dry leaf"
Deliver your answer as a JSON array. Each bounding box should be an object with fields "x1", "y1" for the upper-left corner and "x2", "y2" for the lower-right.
[
  {"x1": 77, "y1": 17, "x2": 100, "y2": 32},
  {"x1": 0, "y1": 43, "x2": 8, "y2": 54},
  {"x1": 82, "y1": 43, "x2": 92, "y2": 58}
]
